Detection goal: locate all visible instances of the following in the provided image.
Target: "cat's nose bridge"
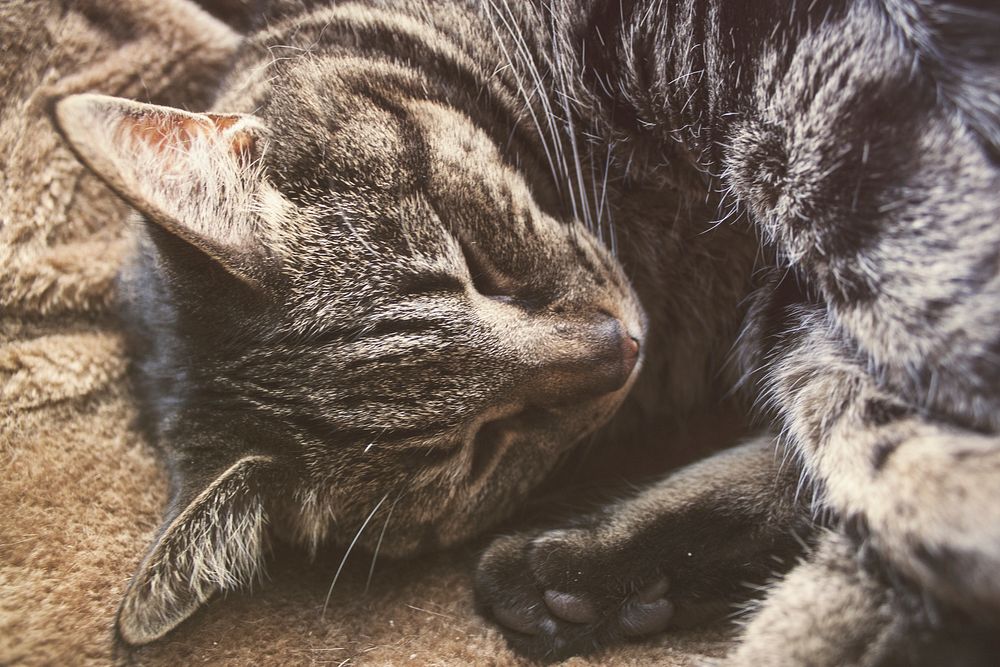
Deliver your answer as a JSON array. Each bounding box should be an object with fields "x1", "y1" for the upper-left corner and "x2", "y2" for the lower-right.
[{"x1": 507, "y1": 312, "x2": 640, "y2": 407}]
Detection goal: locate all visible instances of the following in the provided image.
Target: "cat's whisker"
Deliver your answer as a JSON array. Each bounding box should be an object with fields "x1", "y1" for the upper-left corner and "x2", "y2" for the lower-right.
[
  {"x1": 703, "y1": 201, "x2": 743, "y2": 234},
  {"x1": 485, "y1": 1, "x2": 561, "y2": 198},
  {"x1": 595, "y1": 141, "x2": 613, "y2": 234},
  {"x1": 321, "y1": 492, "x2": 390, "y2": 618},
  {"x1": 365, "y1": 493, "x2": 401, "y2": 595},
  {"x1": 494, "y1": 0, "x2": 579, "y2": 222},
  {"x1": 510, "y1": 7, "x2": 585, "y2": 234},
  {"x1": 550, "y1": 22, "x2": 593, "y2": 233}
]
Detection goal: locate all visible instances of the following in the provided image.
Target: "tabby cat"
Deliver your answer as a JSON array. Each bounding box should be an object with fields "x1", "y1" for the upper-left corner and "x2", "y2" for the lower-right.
[{"x1": 53, "y1": 0, "x2": 1000, "y2": 663}]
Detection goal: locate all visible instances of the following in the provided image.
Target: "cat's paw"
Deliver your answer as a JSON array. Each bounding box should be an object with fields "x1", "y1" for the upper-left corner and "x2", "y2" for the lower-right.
[{"x1": 474, "y1": 526, "x2": 673, "y2": 661}]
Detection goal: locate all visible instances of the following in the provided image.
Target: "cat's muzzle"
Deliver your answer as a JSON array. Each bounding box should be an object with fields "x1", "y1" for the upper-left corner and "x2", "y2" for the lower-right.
[{"x1": 518, "y1": 313, "x2": 641, "y2": 408}]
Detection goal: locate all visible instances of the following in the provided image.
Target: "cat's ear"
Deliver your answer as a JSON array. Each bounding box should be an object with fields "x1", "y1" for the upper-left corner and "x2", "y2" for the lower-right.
[
  {"x1": 53, "y1": 94, "x2": 270, "y2": 285},
  {"x1": 116, "y1": 455, "x2": 275, "y2": 645}
]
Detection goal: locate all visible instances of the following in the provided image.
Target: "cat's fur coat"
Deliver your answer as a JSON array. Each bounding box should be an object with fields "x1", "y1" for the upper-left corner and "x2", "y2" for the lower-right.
[{"x1": 53, "y1": 0, "x2": 1000, "y2": 664}]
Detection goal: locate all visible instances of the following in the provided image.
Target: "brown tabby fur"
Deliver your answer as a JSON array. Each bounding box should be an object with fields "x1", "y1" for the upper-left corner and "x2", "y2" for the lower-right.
[{"x1": 43, "y1": 0, "x2": 1000, "y2": 664}]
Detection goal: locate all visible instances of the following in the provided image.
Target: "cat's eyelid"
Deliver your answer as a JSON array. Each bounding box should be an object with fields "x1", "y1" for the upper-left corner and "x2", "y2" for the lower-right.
[
  {"x1": 398, "y1": 270, "x2": 465, "y2": 296},
  {"x1": 455, "y1": 235, "x2": 516, "y2": 299}
]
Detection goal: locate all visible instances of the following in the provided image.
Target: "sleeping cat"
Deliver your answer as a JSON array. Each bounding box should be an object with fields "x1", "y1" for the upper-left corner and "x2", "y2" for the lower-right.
[{"x1": 52, "y1": 0, "x2": 1000, "y2": 663}]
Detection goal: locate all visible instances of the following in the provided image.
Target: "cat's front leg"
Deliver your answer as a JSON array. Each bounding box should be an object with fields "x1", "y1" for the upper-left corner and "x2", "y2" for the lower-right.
[
  {"x1": 474, "y1": 437, "x2": 810, "y2": 661},
  {"x1": 721, "y1": 530, "x2": 1000, "y2": 667},
  {"x1": 721, "y1": 530, "x2": 898, "y2": 667},
  {"x1": 767, "y1": 309, "x2": 1000, "y2": 624}
]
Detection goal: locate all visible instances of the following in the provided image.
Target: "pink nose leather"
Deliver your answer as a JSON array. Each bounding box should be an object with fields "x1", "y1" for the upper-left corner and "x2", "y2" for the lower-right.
[{"x1": 622, "y1": 334, "x2": 640, "y2": 378}]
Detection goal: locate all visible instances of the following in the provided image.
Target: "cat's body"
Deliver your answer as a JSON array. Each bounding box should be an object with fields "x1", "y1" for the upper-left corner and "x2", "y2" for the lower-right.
[{"x1": 52, "y1": 0, "x2": 1000, "y2": 663}]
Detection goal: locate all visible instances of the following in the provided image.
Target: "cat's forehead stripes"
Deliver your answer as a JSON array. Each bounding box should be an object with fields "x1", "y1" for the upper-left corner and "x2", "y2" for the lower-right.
[{"x1": 237, "y1": 2, "x2": 563, "y2": 213}]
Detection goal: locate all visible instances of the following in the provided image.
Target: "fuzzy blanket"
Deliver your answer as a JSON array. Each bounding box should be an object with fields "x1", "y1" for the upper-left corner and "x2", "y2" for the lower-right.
[{"x1": 0, "y1": 1, "x2": 731, "y2": 664}]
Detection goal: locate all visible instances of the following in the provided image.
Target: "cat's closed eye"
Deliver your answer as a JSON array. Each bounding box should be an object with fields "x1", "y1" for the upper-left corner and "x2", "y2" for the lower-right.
[
  {"x1": 398, "y1": 269, "x2": 465, "y2": 297},
  {"x1": 458, "y1": 235, "x2": 515, "y2": 299},
  {"x1": 309, "y1": 316, "x2": 441, "y2": 347}
]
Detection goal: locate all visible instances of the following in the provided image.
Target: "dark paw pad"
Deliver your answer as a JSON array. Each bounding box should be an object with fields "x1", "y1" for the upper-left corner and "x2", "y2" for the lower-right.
[
  {"x1": 620, "y1": 579, "x2": 674, "y2": 636},
  {"x1": 475, "y1": 529, "x2": 674, "y2": 660},
  {"x1": 543, "y1": 590, "x2": 600, "y2": 624}
]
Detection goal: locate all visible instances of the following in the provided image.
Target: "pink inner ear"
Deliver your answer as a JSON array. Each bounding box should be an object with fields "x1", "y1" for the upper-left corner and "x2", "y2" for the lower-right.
[
  {"x1": 120, "y1": 110, "x2": 254, "y2": 161},
  {"x1": 207, "y1": 114, "x2": 257, "y2": 159}
]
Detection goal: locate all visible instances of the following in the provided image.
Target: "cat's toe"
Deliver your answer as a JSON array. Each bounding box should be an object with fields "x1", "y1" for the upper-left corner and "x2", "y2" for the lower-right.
[
  {"x1": 482, "y1": 589, "x2": 593, "y2": 661},
  {"x1": 491, "y1": 599, "x2": 555, "y2": 636},
  {"x1": 620, "y1": 596, "x2": 674, "y2": 636},
  {"x1": 543, "y1": 580, "x2": 673, "y2": 637},
  {"x1": 543, "y1": 589, "x2": 600, "y2": 624}
]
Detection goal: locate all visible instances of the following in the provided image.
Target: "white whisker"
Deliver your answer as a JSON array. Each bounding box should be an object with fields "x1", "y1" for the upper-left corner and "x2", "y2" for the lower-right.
[
  {"x1": 493, "y1": 0, "x2": 580, "y2": 221},
  {"x1": 549, "y1": 17, "x2": 593, "y2": 233},
  {"x1": 321, "y1": 492, "x2": 389, "y2": 617},
  {"x1": 364, "y1": 494, "x2": 401, "y2": 594},
  {"x1": 485, "y1": 1, "x2": 561, "y2": 196}
]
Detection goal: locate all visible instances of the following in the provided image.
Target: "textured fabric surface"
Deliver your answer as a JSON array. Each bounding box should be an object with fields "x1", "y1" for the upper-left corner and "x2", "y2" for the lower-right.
[{"x1": 0, "y1": 1, "x2": 732, "y2": 664}]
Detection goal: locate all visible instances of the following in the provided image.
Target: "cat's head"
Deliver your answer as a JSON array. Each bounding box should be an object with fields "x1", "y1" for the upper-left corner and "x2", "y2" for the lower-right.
[{"x1": 54, "y1": 77, "x2": 645, "y2": 644}]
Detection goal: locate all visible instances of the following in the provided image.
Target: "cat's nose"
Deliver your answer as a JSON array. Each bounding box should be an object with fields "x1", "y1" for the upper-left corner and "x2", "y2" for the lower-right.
[
  {"x1": 622, "y1": 333, "x2": 640, "y2": 377},
  {"x1": 519, "y1": 313, "x2": 640, "y2": 408},
  {"x1": 608, "y1": 325, "x2": 640, "y2": 389}
]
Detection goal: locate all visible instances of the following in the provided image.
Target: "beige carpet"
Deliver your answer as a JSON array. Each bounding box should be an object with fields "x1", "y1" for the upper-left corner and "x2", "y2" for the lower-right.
[{"x1": 0, "y1": 1, "x2": 732, "y2": 664}]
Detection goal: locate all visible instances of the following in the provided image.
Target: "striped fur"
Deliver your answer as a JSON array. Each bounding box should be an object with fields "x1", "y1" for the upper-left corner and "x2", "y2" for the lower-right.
[{"x1": 54, "y1": 0, "x2": 1000, "y2": 661}]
